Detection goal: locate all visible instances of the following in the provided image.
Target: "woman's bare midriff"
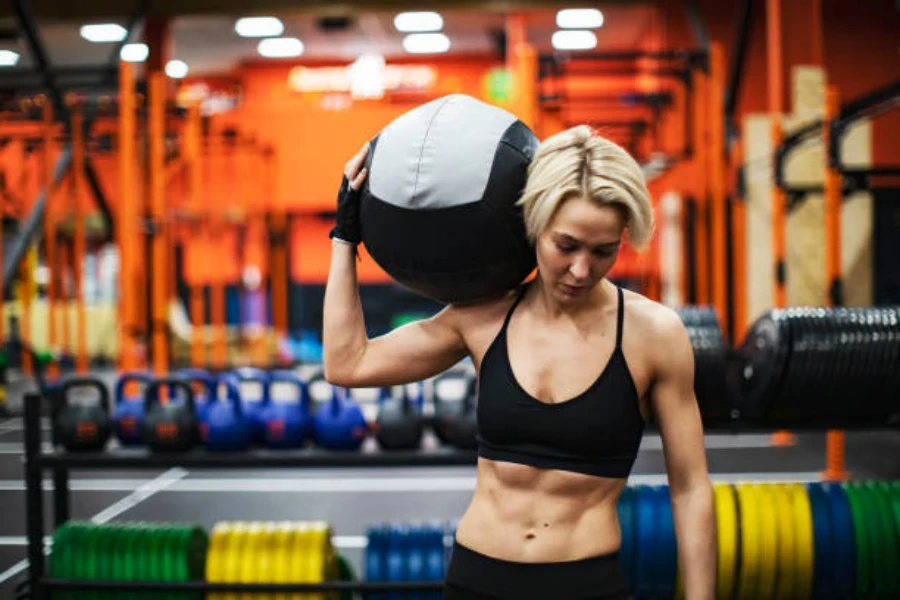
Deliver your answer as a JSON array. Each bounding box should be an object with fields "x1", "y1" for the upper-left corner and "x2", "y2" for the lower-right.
[{"x1": 454, "y1": 457, "x2": 627, "y2": 563}]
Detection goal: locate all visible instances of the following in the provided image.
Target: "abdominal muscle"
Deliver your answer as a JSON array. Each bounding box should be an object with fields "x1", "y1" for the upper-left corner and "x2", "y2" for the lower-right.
[{"x1": 454, "y1": 457, "x2": 627, "y2": 563}]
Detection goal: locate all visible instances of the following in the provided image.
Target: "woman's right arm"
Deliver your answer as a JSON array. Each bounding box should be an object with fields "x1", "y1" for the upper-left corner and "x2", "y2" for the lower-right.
[{"x1": 322, "y1": 144, "x2": 468, "y2": 388}]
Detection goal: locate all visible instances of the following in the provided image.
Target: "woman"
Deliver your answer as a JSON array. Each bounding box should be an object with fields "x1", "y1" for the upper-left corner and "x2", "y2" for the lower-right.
[{"x1": 324, "y1": 125, "x2": 715, "y2": 599}]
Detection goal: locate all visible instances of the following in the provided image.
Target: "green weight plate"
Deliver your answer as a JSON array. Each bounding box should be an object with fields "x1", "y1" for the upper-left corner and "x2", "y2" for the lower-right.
[
  {"x1": 51, "y1": 524, "x2": 75, "y2": 600},
  {"x1": 336, "y1": 552, "x2": 356, "y2": 600},
  {"x1": 96, "y1": 524, "x2": 118, "y2": 600},
  {"x1": 890, "y1": 483, "x2": 900, "y2": 534},
  {"x1": 866, "y1": 483, "x2": 900, "y2": 597},
  {"x1": 859, "y1": 483, "x2": 889, "y2": 598},
  {"x1": 123, "y1": 524, "x2": 142, "y2": 600},
  {"x1": 80, "y1": 524, "x2": 100, "y2": 600},
  {"x1": 843, "y1": 483, "x2": 872, "y2": 598}
]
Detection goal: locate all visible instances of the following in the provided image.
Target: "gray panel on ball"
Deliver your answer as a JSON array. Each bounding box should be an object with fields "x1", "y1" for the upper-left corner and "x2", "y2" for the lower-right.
[{"x1": 368, "y1": 94, "x2": 518, "y2": 210}]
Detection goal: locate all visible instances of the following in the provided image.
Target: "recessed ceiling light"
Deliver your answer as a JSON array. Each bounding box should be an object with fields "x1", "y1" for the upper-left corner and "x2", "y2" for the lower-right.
[
  {"x1": 394, "y1": 12, "x2": 444, "y2": 33},
  {"x1": 235, "y1": 16, "x2": 284, "y2": 38},
  {"x1": 556, "y1": 9, "x2": 604, "y2": 29},
  {"x1": 402, "y1": 33, "x2": 451, "y2": 54},
  {"x1": 120, "y1": 43, "x2": 149, "y2": 63},
  {"x1": 80, "y1": 24, "x2": 128, "y2": 43},
  {"x1": 0, "y1": 50, "x2": 20, "y2": 67},
  {"x1": 165, "y1": 60, "x2": 189, "y2": 79},
  {"x1": 551, "y1": 30, "x2": 598, "y2": 51},
  {"x1": 258, "y1": 37, "x2": 305, "y2": 58}
]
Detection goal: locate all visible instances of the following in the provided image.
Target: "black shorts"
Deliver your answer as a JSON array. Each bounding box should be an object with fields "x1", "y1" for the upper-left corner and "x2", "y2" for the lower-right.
[{"x1": 443, "y1": 542, "x2": 629, "y2": 600}]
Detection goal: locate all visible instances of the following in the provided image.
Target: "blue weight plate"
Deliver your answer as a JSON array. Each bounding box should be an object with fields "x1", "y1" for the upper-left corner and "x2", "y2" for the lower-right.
[
  {"x1": 654, "y1": 486, "x2": 677, "y2": 599},
  {"x1": 635, "y1": 485, "x2": 657, "y2": 599},
  {"x1": 807, "y1": 483, "x2": 836, "y2": 597},
  {"x1": 822, "y1": 482, "x2": 856, "y2": 598},
  {"x1": 617, "y1": 486, "x2": 636, "y2": 593}
]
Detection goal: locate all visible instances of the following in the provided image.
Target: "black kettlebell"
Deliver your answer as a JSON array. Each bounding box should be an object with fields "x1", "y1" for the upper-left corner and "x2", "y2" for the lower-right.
[
  {"x1": 432, "y1": 370, "x2": 474, "y2": 446},
  {"x1": 142, "y1": 378, "x2": 198, "y2": 452},
  {"x1": 375, "y1": 382, "x2": 425, "y2": 450},
  {"x1": 53, "y1": 377, "x2": 112, "y2": 453}
]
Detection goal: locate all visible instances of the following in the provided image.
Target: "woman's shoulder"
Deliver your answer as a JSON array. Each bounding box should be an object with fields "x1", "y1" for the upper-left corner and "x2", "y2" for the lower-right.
[
  {"x1": 446, "y1": 283, "x2": 526, "y2": 330},
  {"x1": 620, "y1": 288, "x2": 689, "y2": 343}
]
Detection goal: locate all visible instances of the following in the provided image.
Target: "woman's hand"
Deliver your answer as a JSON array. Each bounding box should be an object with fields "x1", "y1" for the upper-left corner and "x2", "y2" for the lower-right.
[{"x1": 330, "y1": 142, "x2": 370, "y2": 244}]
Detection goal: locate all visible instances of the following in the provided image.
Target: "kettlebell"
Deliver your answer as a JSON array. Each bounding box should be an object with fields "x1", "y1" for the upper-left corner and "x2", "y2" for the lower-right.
[
  {"x1": 112, "y1": 371, "x2": 154, "y2": 446},
  {"x1": 432, "y1": 370, "x2": 476, "y2": 447},
  {"x1": 311, "y1": 375, "x2": 368, "y2": 451},
  {"x1": 260, "y1": 369, "x2": 311, "y2": 449},
  {"x1": 232, "y1": 367, "x2": 271, "y2": 442},
  {"x1": 374, "y1": 383, "x2": 425, "y2": 450},
  {"x1": 203, "y1": 374, "x2": 253, "y2": 452},
  {"x1": 142, "y1": 378, "x2": 198, "y2": 453},
  {"x1": 449, "y1": 377, "x2": 479, "y2": 449},
  {"x1": 173, "y1": 368, "x2": 217, "y2": 427},
  {"x1": 53, "y1": 377, "x2": 112, "y2": 453}
]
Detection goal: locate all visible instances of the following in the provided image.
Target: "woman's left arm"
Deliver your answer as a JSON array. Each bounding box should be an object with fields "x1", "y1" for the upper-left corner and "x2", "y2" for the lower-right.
[{"x1": 649, "y1": 308, "x2": 716, "y2": 600}]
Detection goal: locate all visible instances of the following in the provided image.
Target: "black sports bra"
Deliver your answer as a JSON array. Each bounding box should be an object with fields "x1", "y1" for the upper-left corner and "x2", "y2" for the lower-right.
[{"x1": 476, "y1": 284, "x2": 645, "y2": 478}]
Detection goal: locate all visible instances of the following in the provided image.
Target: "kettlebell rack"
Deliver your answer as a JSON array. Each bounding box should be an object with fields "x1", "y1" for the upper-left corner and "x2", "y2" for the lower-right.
[{"x1": 21, "y1": 391, "x2": 477, "y2": 599}]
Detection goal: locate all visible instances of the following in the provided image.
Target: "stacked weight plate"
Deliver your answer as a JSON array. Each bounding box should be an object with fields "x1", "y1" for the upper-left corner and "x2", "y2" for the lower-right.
[
  {"x1": 206, "y1": 520, "x2": 351, "y2": 600},
  {"x1": 50, "y1": 520, "x2": 208, "y2": 599},
  {"x1": 618, "y1": 480, "x2": 900, "y2": 600},
  {"x1": 365, "y1": 521, "x2": 452, "y2": 599},
  {"x1": 738, "y1": 307, "x2": 900, "y2": 428},
  {"x1": 675, "y1": 306, "x2": 732, "y2": 426}
]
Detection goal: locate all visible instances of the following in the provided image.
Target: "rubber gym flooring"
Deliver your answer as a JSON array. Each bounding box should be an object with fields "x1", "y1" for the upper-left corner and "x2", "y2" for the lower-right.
[{"x1": 0, "y1": 370, "x2": 898, "y2": 596}]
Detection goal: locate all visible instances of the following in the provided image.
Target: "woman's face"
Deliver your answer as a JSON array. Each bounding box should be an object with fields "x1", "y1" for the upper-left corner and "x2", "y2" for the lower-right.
[{"x1": 535, "y1": 195, "x2": 626, "y2": 303}]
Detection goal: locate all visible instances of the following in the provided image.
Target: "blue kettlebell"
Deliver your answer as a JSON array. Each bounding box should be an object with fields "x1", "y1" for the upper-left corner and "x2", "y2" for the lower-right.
[
  {"x1": 311, "y1": 377, "x2": 368, "y2": 451},
  {"x1": 260, "y1": 369, "x2": 311, "y2": 449},
  {"x1": 173, "y1": 368, "x2": 217, "y2": 430},
  {"x1": 203, "y1": 374, "x2": 253, "y2": 452},
  {"x1": 232, "y1": 367, "x2": 271, "y2": 442},
  {"x1": 112, "y1": 371, "x2": 154, "y2": 446}
]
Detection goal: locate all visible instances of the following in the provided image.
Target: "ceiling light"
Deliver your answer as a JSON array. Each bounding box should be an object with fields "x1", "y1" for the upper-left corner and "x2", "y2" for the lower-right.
[
  {"x1": 0, "y1": 50, "x2": 20, "y2": 67},
  {"x1": 258, "y1": 37, "x2": 305, "y2": 58},
  {"x1": 80, "y1": 24, "x2": 128, "y2": 43},
  {"x1": 394, "y1": 12, "x2": 444, "y2": 33},
  {"x1": 402, "y1": 33, "x2": 451, "y2": 54},
  {"x1": 165, "y1": 60, "x2": 189, "y2": 79},
  {"x1": 235, "y1": 16, "x2": 284, "y2": 38},
  {"x1": 120, "y1": 43, "x2": 148, "y2": 63},
  {"x1": 551, "y1": 30, "x2": 597, "y2": 51},
  {"x1": 556, "y1": 9, "x2": 604, "y2": 29}
]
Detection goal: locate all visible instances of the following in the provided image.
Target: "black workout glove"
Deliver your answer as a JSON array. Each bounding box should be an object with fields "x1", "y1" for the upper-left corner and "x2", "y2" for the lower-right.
[{"x1": 329, "y1": 176, "x2": 362, "y2": 245}]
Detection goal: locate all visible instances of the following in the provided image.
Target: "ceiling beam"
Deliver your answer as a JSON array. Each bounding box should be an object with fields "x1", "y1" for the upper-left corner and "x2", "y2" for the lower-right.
[{"x1": 0, "y1": 0, "x2": 627, "y2": 21}]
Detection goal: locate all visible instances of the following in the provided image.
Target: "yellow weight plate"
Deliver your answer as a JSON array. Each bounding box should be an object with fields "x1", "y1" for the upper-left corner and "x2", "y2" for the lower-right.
[
  {"x1": 308, "y1": 522, "x2": 333, "y2": 600},
  {"x1": 239, "y1": 523, "x2": 265, "y2": 600},
  {"x1": 773, "y1": 484, "x2": 797, "y2": 600},
  {"x1": 271, "y1": 522, "x2": 293, "y2": 600},
  {"x1": 292, "y1": 522, "x2": 311, "y2": 592},
  {"x1": 714, "y1": 483, "x2": 739, "y2": 600},
  {"x1": 736, "y1": 483, "x2": 760, "y2": 600},
  {"x1": 788, "y1": 483, "x2": 814, "y2": 600},
  {"x1": 755, "y1": 484, "x2": 778, "y2": 598},
  {"x1": 256, "y1": 523, "x2": 277, "y2": 600},
  {"x1": 224, "y1": 523, "x2": 249, "y2": 600}
]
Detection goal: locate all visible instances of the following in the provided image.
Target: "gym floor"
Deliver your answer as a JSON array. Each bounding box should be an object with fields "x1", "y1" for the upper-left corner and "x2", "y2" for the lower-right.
[{"x1": 1, "y1": 371, "x2": 898, "y2": 597}]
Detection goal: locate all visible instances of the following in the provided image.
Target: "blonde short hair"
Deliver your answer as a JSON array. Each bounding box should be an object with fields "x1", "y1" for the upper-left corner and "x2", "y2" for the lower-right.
[{"x1": 518, "y1": 125, "x2": 654, "y2": 250}]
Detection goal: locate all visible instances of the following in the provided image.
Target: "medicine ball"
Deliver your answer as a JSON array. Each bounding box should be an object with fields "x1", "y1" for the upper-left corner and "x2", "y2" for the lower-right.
[{"x1": 360, "y1": 94, "x2": 539, "y2": 304}]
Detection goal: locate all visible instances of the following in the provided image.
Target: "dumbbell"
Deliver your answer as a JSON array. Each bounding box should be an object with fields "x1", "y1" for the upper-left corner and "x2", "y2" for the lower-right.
[
  {"x1": 309, "y1": 372, "x2": 369, "y2": 451},
  {"x1": 203, "y1": 373, "x2": 254, "y2": 452},
  {"x1": 375, "y1": 382, "x2": 425, "y2": 450},
  {"x1": 112, "y1": 371, "x2": 154, "y2": 446},
  {"x1": 260, "y1": 369, "x2": 312, "y2": 449},
  {"x1": 53, "y1": 377, "x2": 112, "y2": 452}
]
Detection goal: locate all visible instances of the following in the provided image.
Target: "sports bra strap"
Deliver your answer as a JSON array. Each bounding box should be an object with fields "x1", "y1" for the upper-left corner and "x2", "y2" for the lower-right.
[
  {"x1": 501, "y1": 284, "x2": 530, "y2": 331},
  {"x1": 615, "y1": 286, "x2": 624, "y2": 348}
]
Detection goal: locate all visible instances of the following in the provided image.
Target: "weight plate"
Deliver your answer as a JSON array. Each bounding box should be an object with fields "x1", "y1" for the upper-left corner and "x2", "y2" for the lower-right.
[
  {"x1": 51, "y1": 524, "x2": 75, "y2": 600},
  {"x1": 714, "y1": 483, "x2": 738, "y2": 600},
  {"x1": 83, "y1": 524, "x2": 101, "y2": 600},
  {"x1": 336, "y1": 553, "x2": 356, "y2": 600},
  {"x1": 654, "y1": 486, "x2": 677, "y2": 599},
  {"x1": 821, "y1": 483, "x2": 855, "y2": 598},
  {"x1": 240, "y1": 522, "x2": 265, "y2": 587},
  {"x1": 617, "y1": 486, "x2": 636, "y2": 593},
  {"x1": 867, "y1": 482, "x2": 900, "y2": 597},
  {"x1": 888, "y1": 482, "x2": 900, "y2": 541},
  {"x1": 842, "y1": 483, "x2": 871, "y2": 598},
  {"x1": 634, "y1": 485, "x2": 656, "y2": 599},
  {"x1": 807, "y1": 483, "x2": 835, "y2": 597},
  {"x1": 773, "y1": 484, "x2": 796, "y2": 600},
  {"x1": 754, "y1": 484, "x2": 778, "y2": 599},
  {"x1": 736, "y1": 483, "x2": 760, "y2": 600},
  {"x1": 739, "y1": 311, "x2": 789, "y2": 424},
  {"x1": 787, "y1": 483, "x2": 814, "y2": 600},
  {"x1": 857, "y1": 483, "x2": 890, "y2": 598}
]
